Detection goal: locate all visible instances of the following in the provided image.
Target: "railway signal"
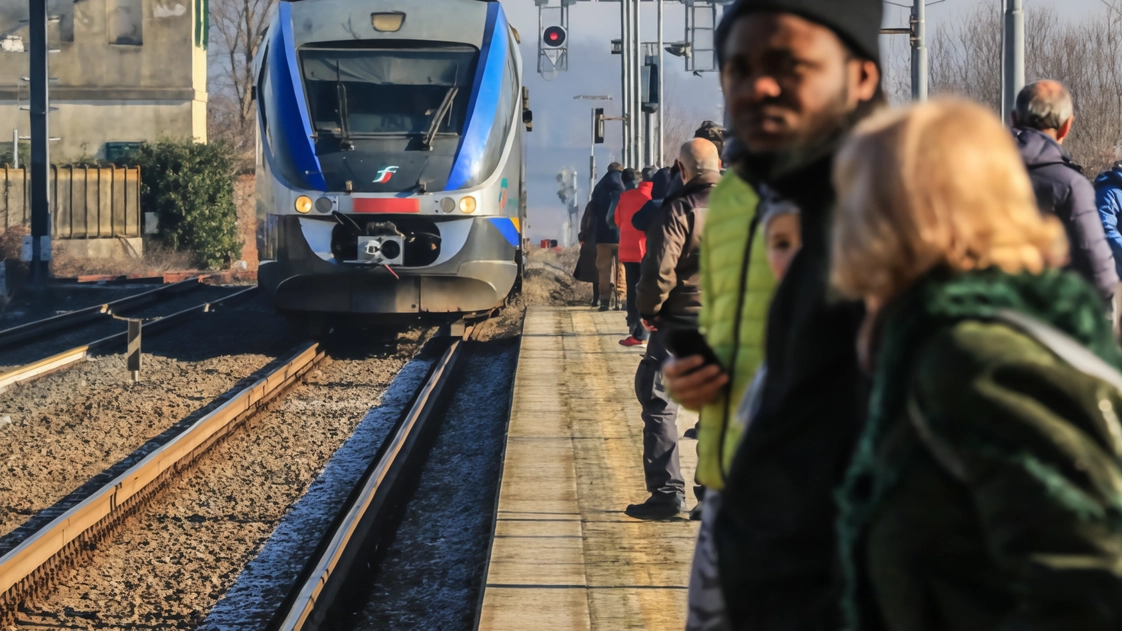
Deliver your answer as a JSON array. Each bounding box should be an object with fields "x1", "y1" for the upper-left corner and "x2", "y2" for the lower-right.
[{"x1": 543, "y1": 25, "x2": 567, "y2": 48}]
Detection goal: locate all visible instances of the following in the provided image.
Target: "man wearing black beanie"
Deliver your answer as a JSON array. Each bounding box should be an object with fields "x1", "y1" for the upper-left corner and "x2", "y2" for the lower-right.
[{"x1": 662, "y1": 0, "x2": 883, "y2": 629}]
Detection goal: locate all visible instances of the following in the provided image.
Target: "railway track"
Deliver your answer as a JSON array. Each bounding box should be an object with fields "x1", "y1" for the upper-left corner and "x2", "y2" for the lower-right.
[
  {"x1": 0, "y1": 285, "x2": 257, "y2": 392},
  {"x1": 0, "y1": 320, "x2": 475, "y2": 628},
  {"x1": 272, "y1": 326, "x2": 472, "y2": 631},
  {"x1": 0, "y1": 341, "x2": 328, "y2": 625},
  {"x1": 0, "y1": 278, "x2": 204, "y2": 349}
]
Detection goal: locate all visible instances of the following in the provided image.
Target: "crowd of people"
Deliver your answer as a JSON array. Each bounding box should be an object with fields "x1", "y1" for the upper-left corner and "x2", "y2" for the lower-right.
[{"x1": 572, "y1": 0, "x2": 1122, "y2": 629}]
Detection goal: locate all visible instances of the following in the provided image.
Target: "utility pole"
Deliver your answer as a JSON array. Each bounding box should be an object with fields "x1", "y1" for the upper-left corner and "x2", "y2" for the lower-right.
[
  {"x1": 911, "y1": 0, "x2": 927, "y2": 101},
  {"x1": 656, "y1": 0, "x2": 664, "y2": 166},
  {"x1": 880, "y1": 0, "x2": 930, "y2": 102},
  {"x1": 1002, "y1": 0, "x2": 1025, "y2": 122},
  {"x1": 28, "y1": 0, "x2": 50, "y2": 288},
  {"x1": 620, "y1": 0, "x2": 630, "y2": 167},
  {"x1": 632, "y1": 0, "x2": 642, "y2": 168}
]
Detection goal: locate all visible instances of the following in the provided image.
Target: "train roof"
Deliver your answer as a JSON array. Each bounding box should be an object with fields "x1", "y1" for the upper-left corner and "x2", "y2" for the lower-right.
[{"x1": 287, "y1": 0, "x2": 507, "y2": 49}]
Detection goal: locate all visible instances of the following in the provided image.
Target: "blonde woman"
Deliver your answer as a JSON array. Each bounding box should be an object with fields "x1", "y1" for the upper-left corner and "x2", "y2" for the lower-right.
[{"x1": 833, "y1": 98, "x2": 1122, "y2": 630}]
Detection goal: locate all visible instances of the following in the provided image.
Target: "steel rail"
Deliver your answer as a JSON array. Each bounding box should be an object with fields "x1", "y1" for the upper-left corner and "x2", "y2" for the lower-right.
[
  {"x1": 273, "y1": 326, "x2": 473, "y2": 631},
  {"x1": 0, "y1": 340, "x2": 327, "y2": 619},
  {"x1": 0, "y1": 277, "x2": 203, "y2": 349},
  {"x1": 0, "y1": 286, "x2": 258, "y2": 393}
]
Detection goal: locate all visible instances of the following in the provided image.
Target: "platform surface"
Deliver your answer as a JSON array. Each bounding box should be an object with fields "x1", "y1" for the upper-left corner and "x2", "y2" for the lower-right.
[{"x1": 478, "y1": 307, "x2": 700, "y2": 631}]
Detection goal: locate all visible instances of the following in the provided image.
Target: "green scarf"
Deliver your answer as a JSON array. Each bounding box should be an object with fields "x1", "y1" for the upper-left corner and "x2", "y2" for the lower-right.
[{"x1": 836, "y1": 267, "x2": 1121, "y2": 630}]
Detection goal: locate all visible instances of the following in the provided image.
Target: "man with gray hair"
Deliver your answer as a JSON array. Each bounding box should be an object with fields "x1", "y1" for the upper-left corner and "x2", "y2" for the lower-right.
[{"x1": 1012, "y1": 79, "x2": 1118, "y2": 303}]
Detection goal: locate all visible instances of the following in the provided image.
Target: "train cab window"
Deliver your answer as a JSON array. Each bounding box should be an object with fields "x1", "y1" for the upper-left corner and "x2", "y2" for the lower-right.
[
  {"x1": 461, "y1": 42, "x2": 518, "y2": 189},
  {"x1": 300, "y1": 47, "x2": 478, "y2": 139}
]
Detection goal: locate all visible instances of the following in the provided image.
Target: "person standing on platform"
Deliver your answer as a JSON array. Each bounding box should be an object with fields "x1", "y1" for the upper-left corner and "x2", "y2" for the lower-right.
[
  {"x1": 1096, "y1": 160, "x2": 1122, "y2": 279},
  {"x1": 575, "y1": 199, "x2": 601, "y2": 306},
  {"x1": 659, "y1": 0, "x2": 883, "y2": 627},
  {"x1": 1011, "y1": 80, "x2": 1118, "y2": 304},
  {"x1": 835, "y1": 97, "x2": 1122, "y2": 631},
  {"x1": 616, "y1": 167, "x2": 657, "y2": 347},
  {"x1": 591, "y1": 164, "x2": 627, "y2": 311},
  {"x1": 628, "y1": 139, "x2": 721, "y2": 520}
]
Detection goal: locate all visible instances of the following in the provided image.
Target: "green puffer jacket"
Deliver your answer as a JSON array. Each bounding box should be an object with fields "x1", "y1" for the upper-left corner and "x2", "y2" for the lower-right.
[
  {"x1": 696, "y1": 171, "x2": 773, "y2": 490},
  {"x1": 839, "y1": 268, "x2": 1122, "y2": 631}
]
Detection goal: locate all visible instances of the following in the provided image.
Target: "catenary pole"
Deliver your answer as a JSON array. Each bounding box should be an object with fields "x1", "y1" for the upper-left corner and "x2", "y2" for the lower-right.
[
  {"x1": 912, "y1": 0, "x2": 927, "y2": 101},
  {"x1": 1002, "y1": 0, "x2": 1024, "y2": 122},
  {"x1": 656, "y1": 0, "x2": 664, "y2": 166},
  {"x1": 28, "y1": 0, "x2": 49, "y2": 288}
]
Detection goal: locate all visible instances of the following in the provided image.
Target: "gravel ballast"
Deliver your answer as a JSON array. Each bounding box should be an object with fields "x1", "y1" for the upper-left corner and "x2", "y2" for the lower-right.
[{"x1": 7, "y1": 330, "x2": 425, "y2": 630}]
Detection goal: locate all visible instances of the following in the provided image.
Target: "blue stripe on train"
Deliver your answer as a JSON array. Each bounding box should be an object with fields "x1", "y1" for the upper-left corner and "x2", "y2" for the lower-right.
[
  {"x1": 446, "y1": 3, "x2": 507, "y2": 191},
  {"x1": 487, "y1": 217, "x2": 521, "y2": 248},
  {"x1": 273, "y1": 3, "x2": 326, "y2": 191}
]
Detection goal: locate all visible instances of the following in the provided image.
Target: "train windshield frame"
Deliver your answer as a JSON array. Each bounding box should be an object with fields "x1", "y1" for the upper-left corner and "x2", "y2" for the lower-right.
[{"x1": 299, "y1": 45, "x2": 479, "y2": 140}]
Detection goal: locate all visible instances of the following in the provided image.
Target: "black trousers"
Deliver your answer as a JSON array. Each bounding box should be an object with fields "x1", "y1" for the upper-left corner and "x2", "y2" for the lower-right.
[
  {"x1": 624, "y1": 261, "x2": 648, "y2": 341},
  {"x1": 633, "y1": 329, "x2": 684, "y2": 501}
]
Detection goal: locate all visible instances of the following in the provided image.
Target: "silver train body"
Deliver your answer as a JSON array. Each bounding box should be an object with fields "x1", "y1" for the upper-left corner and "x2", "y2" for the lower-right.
[{"x1": 254, "y1": 0, "x2": 527, "y2": 316}]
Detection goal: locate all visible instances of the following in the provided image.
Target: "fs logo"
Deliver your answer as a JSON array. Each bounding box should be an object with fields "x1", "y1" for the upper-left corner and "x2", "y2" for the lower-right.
[{"x1": 373, "y1": 166, "x2": 399, "y2": 184}]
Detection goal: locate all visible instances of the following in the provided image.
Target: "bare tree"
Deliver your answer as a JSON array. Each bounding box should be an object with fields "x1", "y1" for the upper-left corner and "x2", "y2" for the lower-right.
[
  {"x1": 895, "y1": 1, "x2": 1122, "y2": 176},
  {"x1": 208, "y1": 0, "x2": 275, "y2": 172}
]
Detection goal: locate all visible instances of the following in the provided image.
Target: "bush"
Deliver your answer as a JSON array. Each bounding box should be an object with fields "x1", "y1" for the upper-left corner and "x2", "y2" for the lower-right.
[{"x1": 133, "y1": 139, "x2": 242, "y2": 269}]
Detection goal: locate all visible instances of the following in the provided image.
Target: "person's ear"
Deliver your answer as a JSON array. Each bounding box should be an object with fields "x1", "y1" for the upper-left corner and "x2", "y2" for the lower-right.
[
  {"x1": 1057, "y1": 116, "x2": 1073, "y2": 143},
  {"x1": 849, "y1": 58, "x2": 879, "y2": 104}
]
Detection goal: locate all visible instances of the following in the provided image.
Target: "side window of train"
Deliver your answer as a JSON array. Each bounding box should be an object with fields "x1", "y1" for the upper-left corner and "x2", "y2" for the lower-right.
[{"x1": 470, "y1": 49, "x2": 517, "y2": 188}]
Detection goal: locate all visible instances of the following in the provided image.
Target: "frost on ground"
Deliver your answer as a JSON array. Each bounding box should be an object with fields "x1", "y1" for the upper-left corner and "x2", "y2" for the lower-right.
[{"x1": 201, "y1": 355, "x2": 435, "y2": 630}]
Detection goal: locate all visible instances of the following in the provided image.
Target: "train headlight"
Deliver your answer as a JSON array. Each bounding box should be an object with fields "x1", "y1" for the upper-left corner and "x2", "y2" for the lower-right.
[
  {"x1": 294, "y1": 195, "x2": 313, "y2": 214},
  {"x1": 315, "y1": 196, "x2": 334, "y2": 214},
  {"x1": 440, "y1": 197, "x2": 456, "y2": 213},
  {"x1": 459, "y1": 196, "x2": 477, "y2": 214},
  {"x1": 371, "y1": 12, "x2": 405, "y2": 32}
]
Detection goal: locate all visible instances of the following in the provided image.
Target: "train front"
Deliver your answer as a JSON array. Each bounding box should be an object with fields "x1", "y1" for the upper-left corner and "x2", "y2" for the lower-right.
[{"x1": 255, "y1": 0, "x2": 526, "y2": 316}]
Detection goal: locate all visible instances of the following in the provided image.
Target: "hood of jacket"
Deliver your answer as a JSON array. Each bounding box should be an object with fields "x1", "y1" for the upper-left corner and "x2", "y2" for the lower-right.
[
  {"x1": 1095, "y1": 164, "x2": 1122, "y2": 190},
  {"x1": 650, "y1": 168, "x2": 674, "y2": 200},
  {"x1": 592, "y1": 170, "x2": 625, "y2": 207},
  {"x1": 1012, "y1": 126, "x2": 1082, "y2": 173}
]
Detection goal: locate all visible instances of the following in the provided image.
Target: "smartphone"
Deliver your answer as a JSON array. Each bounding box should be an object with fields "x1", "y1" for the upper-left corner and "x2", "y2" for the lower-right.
[{"x1": 664, "y1": 328, "x2": 722, "y2": 371}]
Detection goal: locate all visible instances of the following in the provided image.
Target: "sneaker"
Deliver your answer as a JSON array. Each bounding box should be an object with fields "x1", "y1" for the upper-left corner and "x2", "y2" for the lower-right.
[
  {"x1": 619, "y1": 336, "x2": 647, "y2": 347},
  {"x1": 598, "y1": 304, "x2": 610, "y2": 312},
  {"x1": 689, "y1": 503, "x2": 703, "y2": 521},
  {"x1": 625, "y1": 496, "x2": 685, "y2": 521},
  {"x1": 683, "y1": 427, "x2": 698, "y2": 440}
]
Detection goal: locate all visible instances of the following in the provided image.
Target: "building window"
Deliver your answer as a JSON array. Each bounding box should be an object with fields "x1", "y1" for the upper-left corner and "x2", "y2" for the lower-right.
[{"x1": 107, "y1": 0, "x2": 142, "y2": 45}]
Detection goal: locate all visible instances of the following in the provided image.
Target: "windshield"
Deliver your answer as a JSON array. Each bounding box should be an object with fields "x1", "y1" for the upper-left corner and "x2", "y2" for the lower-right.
[{"x1": 300, "y1": 46, "x2": 478, "y2": 138}]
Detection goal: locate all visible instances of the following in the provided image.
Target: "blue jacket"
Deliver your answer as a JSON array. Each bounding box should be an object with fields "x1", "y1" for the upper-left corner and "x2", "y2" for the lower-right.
[
  {"x1": 1013, "y1": 127, "x2": 1118, "y2": 303},
  {"x1": 1095, "y1": 164, "x2": 1122, "y2": 279}
]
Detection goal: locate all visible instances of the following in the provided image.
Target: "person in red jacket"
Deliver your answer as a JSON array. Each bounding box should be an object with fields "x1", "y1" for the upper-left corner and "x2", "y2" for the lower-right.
[{"x1": 615, "y1": 167, "x2": 657, "y2": 346}]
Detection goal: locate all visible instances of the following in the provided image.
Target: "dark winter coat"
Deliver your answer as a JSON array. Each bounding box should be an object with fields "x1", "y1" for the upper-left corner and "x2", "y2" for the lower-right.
[
  {"x1": 716, "y1": 152, "x2": 868, "y2": 630},
  {"x1": 1095, "y1": 164, "x2": 1122, "y2": 278},
  {"x1": 588, "y1": 170, "x2": 625, "y2": 245},
  {"x1": 837, "y1": 268, "x2": 1122, "y2": 631},
  {"x1": 636, "y1": 170, "x2": 720, "y2": 327},
  {"x1": 572, "y1": 200, "x2": 599, "y2": 284},
  {"x1": 1012, "y1": 127, "x2": 1118, "y2": 302},
  {"x1": 631, "y1": 167, "x2": 673, "y2": 233}
]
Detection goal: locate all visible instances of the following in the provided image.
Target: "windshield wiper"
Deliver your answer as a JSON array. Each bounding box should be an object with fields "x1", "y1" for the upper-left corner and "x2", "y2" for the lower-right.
[
  {"x1": 421, "y1": 86, "x2": 458, "y2": 150},
  {"x1": 336, "y1": 77, "x2": 355, "y2": 150}
]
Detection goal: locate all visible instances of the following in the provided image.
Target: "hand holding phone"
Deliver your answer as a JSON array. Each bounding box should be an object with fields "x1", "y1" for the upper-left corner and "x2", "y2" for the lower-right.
[{"x1": 661, "y1": 331, "x2": 728, "y2": 411}]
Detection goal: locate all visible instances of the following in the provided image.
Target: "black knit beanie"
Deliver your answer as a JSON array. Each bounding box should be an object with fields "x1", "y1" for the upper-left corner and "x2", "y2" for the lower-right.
[{"x1": 716, "y1": 0, "x2": 883, "y2": 68}]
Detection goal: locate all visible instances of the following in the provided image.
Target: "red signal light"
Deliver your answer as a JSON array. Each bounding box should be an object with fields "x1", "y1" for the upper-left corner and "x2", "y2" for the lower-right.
[{"x1": 543, "y1": 26, "x2": 567, "y2": 48}]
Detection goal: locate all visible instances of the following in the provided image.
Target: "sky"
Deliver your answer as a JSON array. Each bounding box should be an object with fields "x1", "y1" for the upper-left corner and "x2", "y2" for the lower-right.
[{"x1": 500, "y1": 0, "x2": 1111, "y2": 242}]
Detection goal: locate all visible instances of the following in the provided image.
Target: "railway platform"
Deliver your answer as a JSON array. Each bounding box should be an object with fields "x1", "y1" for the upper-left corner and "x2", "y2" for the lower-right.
[{"x1": 478, "y1": 306, "x2": 700, "y2": 631}]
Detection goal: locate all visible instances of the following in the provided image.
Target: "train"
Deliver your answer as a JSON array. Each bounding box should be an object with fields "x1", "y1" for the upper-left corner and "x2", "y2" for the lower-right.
[{"x1": 253, "y1": 0, "x2": 529, "y2": 320}]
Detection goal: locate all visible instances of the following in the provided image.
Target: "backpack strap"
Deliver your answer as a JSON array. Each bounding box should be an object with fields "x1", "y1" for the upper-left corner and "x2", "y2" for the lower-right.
[{"x1": 908, "y1": 309, "x2": 1122, "y2": 481}]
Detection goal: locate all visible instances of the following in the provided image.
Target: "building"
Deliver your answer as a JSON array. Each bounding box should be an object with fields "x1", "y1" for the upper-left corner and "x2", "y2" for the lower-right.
[{"x1": 0, "y1": 0, "x2": 207, "y2": 163}]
